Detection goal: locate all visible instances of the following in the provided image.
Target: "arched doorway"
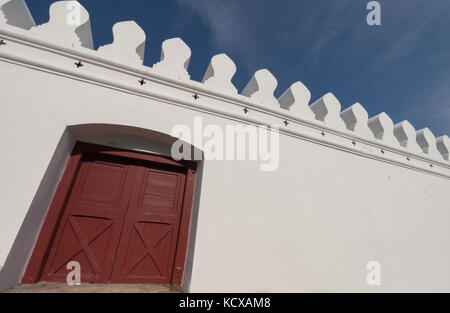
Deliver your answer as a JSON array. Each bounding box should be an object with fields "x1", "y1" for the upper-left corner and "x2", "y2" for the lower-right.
[{"x1": 21, "y1": 125, "x2": 200, "y2": 286}]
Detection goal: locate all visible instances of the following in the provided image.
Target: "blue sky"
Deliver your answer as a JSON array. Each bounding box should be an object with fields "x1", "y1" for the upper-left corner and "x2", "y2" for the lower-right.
[{"x1": 25, "y1": 0, "x2": 450, "y2": 136}]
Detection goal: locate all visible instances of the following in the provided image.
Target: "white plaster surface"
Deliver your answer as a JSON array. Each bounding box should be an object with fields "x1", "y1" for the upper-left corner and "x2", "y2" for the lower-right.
[{"x1": 0, "y1": 60, "x2": 449, "y2": 292}]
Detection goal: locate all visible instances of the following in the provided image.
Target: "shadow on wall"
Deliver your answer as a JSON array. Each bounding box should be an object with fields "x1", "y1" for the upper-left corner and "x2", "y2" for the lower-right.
[
  {"x1": 1, "y1": 0, "x2": 35, "y2": 29},
  {"x1": 0, "y1": 128, "x2": 74, "y2": 292},
  {"x1": 182, "y1": 158, "x2": 204, "y2": 290},
  {"x1": 0, "y1": 123, "x2": 203, "y2": 292}
]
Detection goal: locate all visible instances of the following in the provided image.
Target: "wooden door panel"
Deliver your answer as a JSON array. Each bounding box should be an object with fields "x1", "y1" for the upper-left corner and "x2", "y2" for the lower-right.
[
  {"x1": 137, "y1": 170, "x2": 182, "y2": 215},
  {"x1": 45, "y1": 216, "x2": 115, "y2": 281},
  {"x1": 111, "y1": 222, "x2": 175, "y2": 283},
  {"x1": 40, "y1": 156, "x2": 133, "y2": 283},
  {"x1": 110, "y1": 166, "x2": 186, "y2": 283},
  {"x1": 75, "y1": 160, "x2": 129, "y2": 208}
]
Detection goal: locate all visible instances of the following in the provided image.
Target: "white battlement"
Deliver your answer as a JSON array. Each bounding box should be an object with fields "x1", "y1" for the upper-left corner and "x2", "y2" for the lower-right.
[
  {"x1": 29, "y1": 0, "x2": 92, "y2": 48},
  {"x1": 0, "y1": 0, "x2": 448, "y2": 168},
  {"x1": 97, "y1": 21, "x2": 146, "y2": 65}
]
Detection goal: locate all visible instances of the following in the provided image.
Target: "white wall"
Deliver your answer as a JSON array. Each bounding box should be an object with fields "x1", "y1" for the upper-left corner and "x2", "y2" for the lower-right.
[
  {"x1": 0, "y1": 0, "x2": 449, "y2": 292},
  {"x1": 191, "y1": 135, "x2": 450, "y2": 292},
  {"x1": 0, "y1": 53, "x2": 449, "y2": 292}
]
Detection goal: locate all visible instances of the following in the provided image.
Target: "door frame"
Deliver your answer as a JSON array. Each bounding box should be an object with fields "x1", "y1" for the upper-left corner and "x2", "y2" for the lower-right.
[{"x1": 22, "y1": 141, "x2": 197, "y2": 286}]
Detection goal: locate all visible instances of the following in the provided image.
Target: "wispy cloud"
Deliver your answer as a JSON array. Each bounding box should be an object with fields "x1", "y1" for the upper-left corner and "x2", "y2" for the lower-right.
[
  {"x1": 175, "y1": 0, "x2": 449, "y2": 135},
  {"x1": 410, "y1": 71, "x2": 450, "y2": 136},
  {"x1": 176, "y1": 0, "x2": 258, "y2": 71},
  {"x1": 304, "y1": 0, "x2": 354, "y2": 59},
  {"x1": 360, "y1": 0, "x2": 450, "y2": 82}
]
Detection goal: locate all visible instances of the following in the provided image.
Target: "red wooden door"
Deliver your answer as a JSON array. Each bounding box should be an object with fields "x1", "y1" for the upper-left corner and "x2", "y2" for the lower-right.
[{"x1": 39, "y1": 151, "x2": 188, "y2": 284}]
